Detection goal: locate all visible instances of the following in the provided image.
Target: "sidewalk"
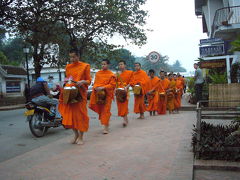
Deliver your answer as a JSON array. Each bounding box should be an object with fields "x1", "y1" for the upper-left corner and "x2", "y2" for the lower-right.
[{"x1": 0, "y1": 111, "x2": 195, "y2": 180}]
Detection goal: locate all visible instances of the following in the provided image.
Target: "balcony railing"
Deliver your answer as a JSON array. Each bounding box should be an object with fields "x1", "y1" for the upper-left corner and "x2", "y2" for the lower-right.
[{"x1": 212, "y1": 6, "x2": 240, "y2": 37}]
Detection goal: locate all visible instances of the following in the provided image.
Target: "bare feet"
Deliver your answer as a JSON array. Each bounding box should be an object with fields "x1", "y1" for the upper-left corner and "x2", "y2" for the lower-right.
[
  {"x1": 150, "y1": 111, "x2": 152, "y2": 116},
  {"x1": 71, "y1": 135, "x2": 78, "y2": 144},
  {"x1": 102, "y1": 129, "x2": 109, "y2": 134},
  {"x1": 76, "y1": 138, "x2": 84, "y2": 145},
  {"x1": 102, "y1": 126, "x2": 109, "y2": 134},
  {"x1": 123, "y1": 116, "x2": 128, "y2": 127},
  {"x1": 71, "y1": 129, "x2": 79, "y2": 144}
]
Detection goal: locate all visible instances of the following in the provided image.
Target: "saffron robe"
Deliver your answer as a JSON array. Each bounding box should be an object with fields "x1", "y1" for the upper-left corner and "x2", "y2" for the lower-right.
[
  {"x1": 167, "y1": 80, "x2": 176, "y2": 111},
  {"x1": 157, "y1": 78, "x2": 170, "y2": 115},
  {"x1": 174, "y1": 79, "x2": 183, "y2": 109},
  {"x1": 89, "y1": 70, "x2": 116, "y2": 126},
  {"x1": 116, "y1": 70, "x2": 133, "y2": 117},
  {"x1": 59, "y1": 61, "x2": 91, "y2": 132},
  {"x1": 129, "y1": 69, "x2": 149, "y2": 114},
  {"x1": 147, "y1": 76, "x2": 160, "y2": 111}
]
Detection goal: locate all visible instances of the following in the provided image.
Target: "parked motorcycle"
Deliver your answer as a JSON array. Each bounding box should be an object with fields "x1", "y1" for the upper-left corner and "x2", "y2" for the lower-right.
[{"x1": 24, "y1": 102, "x2": 62, "y2": 137}]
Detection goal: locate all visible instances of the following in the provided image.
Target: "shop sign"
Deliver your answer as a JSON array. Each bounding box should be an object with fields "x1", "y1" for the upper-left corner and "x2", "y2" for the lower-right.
[
  {"x1": 200, "y1": 38, "x2": 224, "y2": 45},
  {"x1": 200, "y1": 44, "x2": 225, "y2": 57},
  {"x1": 200, "y1": 60, "x2": 226, "y2": 69}
]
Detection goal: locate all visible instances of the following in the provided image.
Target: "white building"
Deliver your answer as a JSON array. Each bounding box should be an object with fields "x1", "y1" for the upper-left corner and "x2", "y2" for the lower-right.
[
  {"x1": 28, "y1": 61, "x2": 101, "y2": 86},
  {"x1": 195, "y1": 0, "x2": 240, "y2": 83},
  {"x1": 0, "y1": 65, "x2": 27, "y2": 97}
]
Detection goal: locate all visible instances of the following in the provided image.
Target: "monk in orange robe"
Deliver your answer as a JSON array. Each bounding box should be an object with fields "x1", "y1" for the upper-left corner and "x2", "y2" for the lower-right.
[
  {"x1": 129, "y1": 62, "x2": 149, "y2": 119},
  {"x1": 174, "y1": 74, "x2": 183, "y2": 113},
  {"x1": 157, "y1": 71, "x2": 170, "y2": 115},
  {"x1": 167, "y1": 73, "x2": 176, "y2": 114},
  {"x1": 177, "y1": 73, "x2": 185, "y2": 95},
  {"x1": 59, "y1": 49, "x2": 91, "y2": 145},
  {"x1": 116, "y1": 60, "x2": 133, "y2": 127},
  {"x1": 89, "y1": 59, "x2": 116, "y2": 134},
  {"x1": 146, "y1": 69, "x2": 160, "y2": 116}
]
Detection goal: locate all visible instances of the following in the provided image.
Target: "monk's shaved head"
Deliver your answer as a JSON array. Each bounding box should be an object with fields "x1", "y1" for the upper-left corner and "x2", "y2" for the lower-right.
[
  {"x1": 69, "y1": 49, "x2": 80, "y2": 63},
  {"x1": 134, "y1": 62, "x2": 141, "y2": 67},
  {"x1": 134, "y1": 62, "x2": 141, "y2": 71},
  {"x1": 119, "y1": 60, "x2": 126, "y2": 65},
  {"x1": 69, "y1": 49, "x2": 80, "y2": 57},
  {"x1": 102, "y1": 59, "x2": 110, "y2": 65}
]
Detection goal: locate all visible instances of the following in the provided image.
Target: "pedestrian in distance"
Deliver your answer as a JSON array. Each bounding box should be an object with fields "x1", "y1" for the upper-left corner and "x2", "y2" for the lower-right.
[
  {"x1": 166, "y1": 73, "x2": 176, "y2": 114},
  {"x1": 146, "y1": 69, "x2": 159, "y2": 116},
  {"x1": 193, "y1": 63, "x2": 204, "y2": 103},
  {"x1": 157, "y1": 71, "x2": 170, "y2": 115}
]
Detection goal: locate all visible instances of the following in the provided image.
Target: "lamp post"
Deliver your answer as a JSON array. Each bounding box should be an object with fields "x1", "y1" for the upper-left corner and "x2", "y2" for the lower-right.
[{"x1": 23, "y1": 46, "x2": 30, "y2": 89}]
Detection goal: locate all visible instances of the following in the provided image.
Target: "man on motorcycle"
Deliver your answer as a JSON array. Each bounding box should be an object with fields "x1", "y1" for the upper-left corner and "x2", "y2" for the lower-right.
[
  {"x1": 29, "y1": 77, "x2": 62, "y2": 120},
  {"x1": 47, "y1": 76, "x2": 60, "y2": 99}
]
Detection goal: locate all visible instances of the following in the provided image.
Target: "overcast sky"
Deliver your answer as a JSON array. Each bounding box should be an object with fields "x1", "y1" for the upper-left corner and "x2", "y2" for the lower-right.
[{"x1": 112, "y1": 0, "x2": 208, "y2": 72}]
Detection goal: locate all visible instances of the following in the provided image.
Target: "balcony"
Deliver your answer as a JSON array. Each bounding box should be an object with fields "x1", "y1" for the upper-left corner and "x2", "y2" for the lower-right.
[{"x1": 211, "y1": 6, "x2": 240, "y2": 40}]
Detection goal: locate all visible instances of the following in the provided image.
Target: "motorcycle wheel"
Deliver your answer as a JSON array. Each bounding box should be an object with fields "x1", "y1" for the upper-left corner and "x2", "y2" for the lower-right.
[{"x1": 28, "y1": 113, "x2": 48, "y2": 137}]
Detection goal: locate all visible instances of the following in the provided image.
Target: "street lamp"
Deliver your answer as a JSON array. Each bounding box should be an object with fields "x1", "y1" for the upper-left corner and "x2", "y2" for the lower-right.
[{"x1": 23, "y1": 46, "x2": 30, "y2": 89}]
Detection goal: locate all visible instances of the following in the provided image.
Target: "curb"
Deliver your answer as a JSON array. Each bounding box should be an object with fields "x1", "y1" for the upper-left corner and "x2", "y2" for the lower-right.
[
  {"x1": 180, "y1": 106, "x2": 196, "y2": 111},
  {"x1": 0, "y1": 104, "x2": 25, "y2": 111},
  {"x1": 194, "y1": 159, "x2": 240, "y2": 171},
  {"x1": 0, "y1": 105, "x2": 197, "y2": 111}
]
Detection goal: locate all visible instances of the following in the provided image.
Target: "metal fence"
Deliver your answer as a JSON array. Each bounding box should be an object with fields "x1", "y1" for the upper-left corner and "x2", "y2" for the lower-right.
[{"x1": 212, "y1": 6, "x2": 240, "y2": 35}]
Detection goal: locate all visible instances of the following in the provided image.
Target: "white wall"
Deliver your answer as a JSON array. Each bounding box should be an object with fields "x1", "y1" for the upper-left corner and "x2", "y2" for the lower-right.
[
  {"x1": 0, "y1": 76, "x2": 3, "y2": 97},
  {"x1": 209, "y1": 0, "x2": 224, "y2": 35},
  {"x1": 229, "y1": 0, "x2": 240, "y2": 6},
  {"x1": 1, "y1": 78, "x2": 6, "y2": 96},
  {"x1": 202, "y1": 0, "x2": 223, "y2": 36},
  {"x1": 202, "y1": 5, "x2": 210, "y2": 35}
]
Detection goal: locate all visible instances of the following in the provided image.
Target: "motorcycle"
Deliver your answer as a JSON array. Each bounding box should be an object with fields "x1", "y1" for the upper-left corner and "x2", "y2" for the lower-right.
[{"x1": 24, "y1": 101, "x2": 62, "y2": 137}]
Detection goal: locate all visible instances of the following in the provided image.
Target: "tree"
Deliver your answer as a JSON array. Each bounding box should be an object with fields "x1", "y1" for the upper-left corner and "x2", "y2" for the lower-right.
[
  {"x1": 170, "y1": 60, "x2": 186, "y2": 72},
  {"x1": 0, "y1": 51, "x2": 8, "y2": 65},
  {"x1": 2, "y1": 0, "x2": 65, "y2": 77},
  {"x1": 1, "y1": 37, "x2": 25, "y2": 65},
  {"x1": 1, "y1": 0, "x2": 148, "y2": 77},
  {"x1": 142, "y1": 54, "x2": 171, "y2": 74},
  {"x1": 59, "y1": 0, "x2": 148, "y2": 57},
  {"x1": 0, "y1": 0, "x2": 14, "y2": 25},
  {"x1": 108, "y1": 48, "x2": 136, "y2": 71},
  {"x1": 0, "y1": 28, "x2": 6, "y2": 50}
]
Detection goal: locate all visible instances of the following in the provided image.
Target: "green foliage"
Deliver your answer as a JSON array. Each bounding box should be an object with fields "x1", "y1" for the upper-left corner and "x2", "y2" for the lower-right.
[
  {"x1": 170, "y1": 60, "x2": 186, "y2": 72},
  {"x1": 1, "y1": 0, "x2": 148, "y2": 77},
  {"x1": 230, "y1": 63, "x2": 240, "y2": 83},
  {"x1": 186, "y1": 77, "x2": 196, "y2": 104},
  {"x1": 230, "y1": 35, "x2": 240, "y2": 53},
  {"x1": 0, "y1": 51, "x2": 8, "y2": 64},
  {"x1": 108, "y1": 49, "x2": 136, "y2": 71},
  {"x1": 141, "y1": 54, "x2": 171, "y2": 73},
  {"x1": 208, "y1": 71, "x2": 227, "y2": 84},
  {"x1": 192, "y1": 121, "x2": 240, "y2": 161},
  {"x1": 1, "y1": 37, "x2": 24, "y2": 65},
  {"x1": 187, "y1": 77, "x2": 195, "y2": 94}
]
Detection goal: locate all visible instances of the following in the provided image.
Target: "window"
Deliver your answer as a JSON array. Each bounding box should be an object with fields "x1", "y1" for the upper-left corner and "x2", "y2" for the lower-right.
[{"x1": 6, "y1": 81, "x2": 21, "y2": 93}]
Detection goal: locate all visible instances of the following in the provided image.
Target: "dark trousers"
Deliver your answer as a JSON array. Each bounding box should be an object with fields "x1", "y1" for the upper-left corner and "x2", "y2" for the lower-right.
[{"x1": 195, "y1": 83, "x2": 203, "y2": 103}]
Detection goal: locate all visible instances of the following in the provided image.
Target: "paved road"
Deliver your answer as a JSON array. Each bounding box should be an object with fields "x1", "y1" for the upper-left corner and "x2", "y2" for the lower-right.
[{"x1": 0, "y1": 96, "x2": 134, "y2": 163}]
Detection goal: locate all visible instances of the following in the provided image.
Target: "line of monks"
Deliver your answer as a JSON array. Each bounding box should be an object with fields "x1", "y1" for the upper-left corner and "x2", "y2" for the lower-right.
[{"x1": 58, "y1": 50, "x2": 185, "y2": 145}]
